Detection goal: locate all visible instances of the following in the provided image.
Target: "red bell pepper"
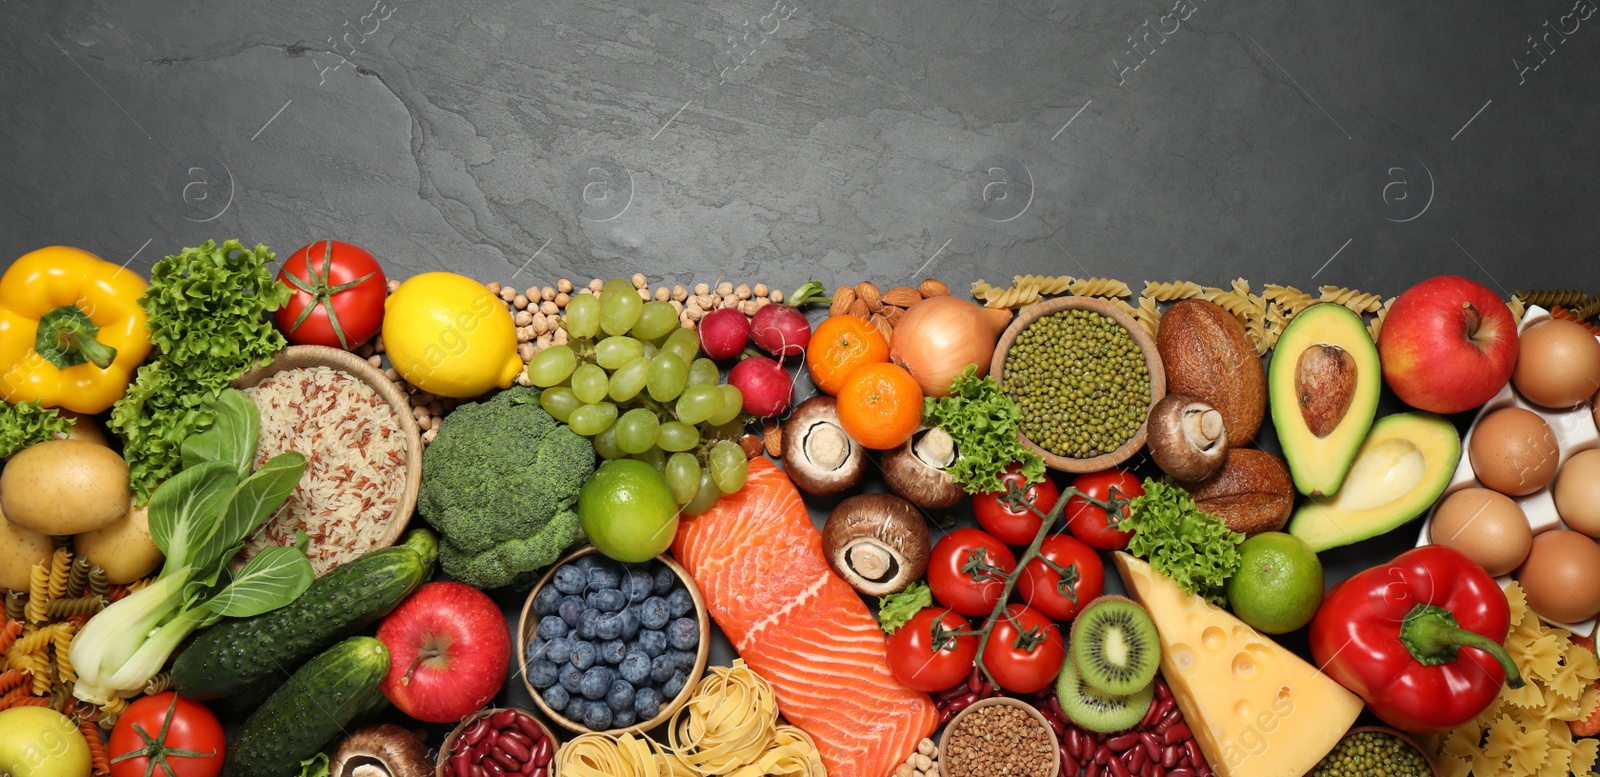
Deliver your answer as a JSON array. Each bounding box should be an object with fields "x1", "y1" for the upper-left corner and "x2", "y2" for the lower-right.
[{"x1": 1309, "y1": 545, "x2": 1523, "y2": 734}]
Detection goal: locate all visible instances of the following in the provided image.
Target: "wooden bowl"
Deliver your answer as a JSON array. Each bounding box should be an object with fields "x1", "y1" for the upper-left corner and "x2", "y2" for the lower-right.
[
  {"x1": 938, "y1": 697, "x2": 1061, "y2": 777},
  {"x1": 231, "y1": 345, "x2": 422, "y2": 572},
  {"x1": 517, "y1": 546, "x2": 711, "y2": 736},
  {"x1": 437, "y1": 707, "x2": 559, "y2": 777},
  {"x1": 989, "y1": 296, "x2": 1166, "y2": 473},
  {"x1": 1342, "y1": 726, "x2": 1442, "y2": 777}
]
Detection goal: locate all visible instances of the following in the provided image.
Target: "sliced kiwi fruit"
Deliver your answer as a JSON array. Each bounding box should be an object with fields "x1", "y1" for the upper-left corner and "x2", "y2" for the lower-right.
[
  {"x1": 1070, "y1": 595, "x2": 1160, "y2": 696},
  {"x1": 1056, "y1": 656, "x2": 1155, "y2": 733}
]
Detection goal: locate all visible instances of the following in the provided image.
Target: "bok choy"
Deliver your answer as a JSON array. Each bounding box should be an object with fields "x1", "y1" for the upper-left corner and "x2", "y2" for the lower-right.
[{"x1": 71, "y1": 389, "x2": 314, "y2": 704}]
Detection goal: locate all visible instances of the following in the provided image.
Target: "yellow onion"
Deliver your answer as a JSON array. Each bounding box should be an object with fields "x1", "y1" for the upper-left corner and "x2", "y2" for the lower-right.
[{"x1": 889, "y1": 296, "x2": 997, "y2": 397}]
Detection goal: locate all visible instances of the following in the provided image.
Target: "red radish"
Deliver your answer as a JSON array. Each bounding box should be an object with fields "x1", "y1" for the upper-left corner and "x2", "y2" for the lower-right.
[
  {"x1": 728, "y1": 356, "x2": 794, "y2": 417},
  {"x1": 699, "y1": 308, "x2": 751, "y2": 360},
  {"x1": 750, "y1": 304, "x2": 812, "y2": 357}
]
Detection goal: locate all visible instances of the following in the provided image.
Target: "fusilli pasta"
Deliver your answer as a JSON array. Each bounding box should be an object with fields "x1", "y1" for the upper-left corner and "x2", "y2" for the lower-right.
[
  {"x1": 1141, "y1": 280, "x2": 1203, "y2": 301},
  {"x1": 1263, "y1": 284, "x2": 1317, "y2": 315},
  {"x1": 4, "y1": 592, "x2": 24, "y2": 623},
  {"x1": 46, "y1": 548, "x2": 71, "y2": 603},
  {"x1": 1069, "y1": 277, "x2": 1132, "y2": 298},
  {"x1": 87, "y1": 566, "x2": 108, "y2": 599},
  {"x1": 66, "y1": 555, "x2": 91, "y2": 599},
  {"x1": 1319, "y1": 286, "x2": 1384, "y2": 314},
  {"x1": 1368, "y1": 298, "x2": 1396, "y2": 342},
  {"x1": 45, "y1": 597, "x2": 104, "y2": 619},
  {"x1": 25, "y1": 563, "x2": 50, "y2": 624},
  {"x1": 1516, "y1": 288, "x2": 1590, "y2": 309},
  {"x1": 1133, "y1": 296, "x2": 1162, "y2": 338}
]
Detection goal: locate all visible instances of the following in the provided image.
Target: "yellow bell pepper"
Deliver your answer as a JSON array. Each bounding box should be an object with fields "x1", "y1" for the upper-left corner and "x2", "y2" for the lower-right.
[{"x1": 0, "y1": 246, "x2": 152, "y2": 413}]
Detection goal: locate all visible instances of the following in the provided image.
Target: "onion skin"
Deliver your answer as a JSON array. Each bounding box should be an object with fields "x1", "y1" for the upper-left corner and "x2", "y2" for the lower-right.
[{"x1": 889, "y1": 296, "x2": 997, "y2": 397}]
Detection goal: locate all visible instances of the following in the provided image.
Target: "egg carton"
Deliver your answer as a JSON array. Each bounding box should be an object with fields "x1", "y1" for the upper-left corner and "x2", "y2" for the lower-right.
[{"x1": 1415, "y1": 305, "x2": 1600, "y2": 635}]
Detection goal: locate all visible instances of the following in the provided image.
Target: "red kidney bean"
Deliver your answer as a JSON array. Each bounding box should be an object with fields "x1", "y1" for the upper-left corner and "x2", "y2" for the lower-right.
[
  {"x1": 1195, "y1": 767, "x2": 1210, "y2": 777},
  {"x1": 1146, "y1": 765, "x2": 1164, "y2": 777},
  {"x1": 968, "y1": 669, "x2": 983, "y2": 693},
  {"x1": 1163, "y1": 744, "x2": 1182, "y2": 768},
  {"x1": 1163, "y1": 724, "x2": 1191, "y2": 744},
  {"x1": 465, "y1": 719, "x2": 491, "y2": 746},
  {"x1": 529, "y1": 769, "x2": 546, "y2": 777},
  {"x1": 489, "y1": 747, "x2": 521, "y2": 771},
  {"x1": 946, "y1": 694, "x2": 978, "y2": 716},
  {"x1": 1108, "y1": 733, "x2": 1140, "y2": 751},
  {"x1": 1157, "y1": 709, "x2": 1183, "y2": 732},
  {"x1": 1045, "y1": 715, "x2": 1065, "y2": 737},
  {"x1": 483, "y1": 760, "x2": 506, "y2": 777},
  {"x1": 1166, "y1": 770, "x2": 1194, "y2": 777},
  {"x1": 532, "y1": 736, "x2": 552, "y2": 766},
  {"x1": 1129, "y1": 746, "x2": 1147, "y2": 773},
  {"x1": 1067, "y1": 728, "x2": 1087, "y2": 759},
  {"x1": 451, "y1": 752, "x2": 473, "y2": 777},
  {"x1": 500, "y1": 737, "x2": 532, "y2": 763},
  {"x1": 1095, "y1": 745, "x2": 1112, "y2": 764},
  {"x1": 1086, "y1": 763, "x2": 1102, "y2": 777},
  {"x1": 1140, "y1": 732, "x2": 1161, "y2": 761},
  {"x1": 503, "y1": 731, "x2": 532, "y2": 749},
  {"x1": 491, "y1": 710, "x2": 518, "y2": 728},
  {"x1": 515, "y1": 716, "x2": 543, "y2": 741},
  {"x1": 1107, "y1": 758, "x2": 1130, "y2": 777},
  {"x1": 1154, "y1": 680, "x2": 1171, "y2": 700},
  {"x1": 470, "y1": 765, "x2": 487, "y2": 777},
  {"x1": 1183, "y1": 740, "x2": 1203, "y2": 768},
  {"x1": 1062, "y1": 754, "x2": 1080, "y2": 777}
]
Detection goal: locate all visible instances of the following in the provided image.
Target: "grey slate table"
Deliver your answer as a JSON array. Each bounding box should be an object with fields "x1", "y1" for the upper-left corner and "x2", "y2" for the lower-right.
[{"x1": 3, "y1": 0, "x2": 1596, "y2": 745}]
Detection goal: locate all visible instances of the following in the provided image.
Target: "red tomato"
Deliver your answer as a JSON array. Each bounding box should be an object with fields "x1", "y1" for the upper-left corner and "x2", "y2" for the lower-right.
[
  {"x1": 109, "y1": 692, "x2": 225, "y2": 777},
  {"x1": 1064, "y1": 468, "x2": 1144, "y2": 550},
  {"x1": 981, "y1": 604, "x2": 1066, "y2": 694},
  {"x1": 973, "y1": 467, "x2": 1061, "y2": 546},
  {"x1": 1016, "y1": 535, "x2": 1105, "y2": 621},
  {"x1": 927, "y1": 529, "x2": 1018, "y2": 616},
  {"x1": 886, "y1": 607, "x2": 978, "y2": 692},
  {"x1": 274, "y1": 239, "x2": 388, "y2": 349}
]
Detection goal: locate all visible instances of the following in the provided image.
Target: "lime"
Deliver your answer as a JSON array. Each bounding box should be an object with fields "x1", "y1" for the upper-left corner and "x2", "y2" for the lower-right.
[
  {"x1": 1225, "y1": 532, "x2": 1324, "y2": 634},
  {"x1": 578, "y1": 459, "x2": 680, "y2": 563}
]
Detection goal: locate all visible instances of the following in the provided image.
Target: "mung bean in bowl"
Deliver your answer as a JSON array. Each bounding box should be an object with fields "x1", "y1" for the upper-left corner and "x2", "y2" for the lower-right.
[
  {"x1": 990, "y1": 296, "x2": 1166, "y2": 473},
  {"x1": 1308, "y1": 726, "x2": 1440, "y2": 777},
  {"x1": 938, "y1": 697, "x2": 1060, "y2": 777}
]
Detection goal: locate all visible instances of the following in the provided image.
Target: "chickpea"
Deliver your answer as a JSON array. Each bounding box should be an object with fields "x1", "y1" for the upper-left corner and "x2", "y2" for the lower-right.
[
  {"x1": 631, "y1": 273, "x2": 648, "y2": 289},
  {"x1": 557, "y1": 278, "x2": 573, "y2": 293}
]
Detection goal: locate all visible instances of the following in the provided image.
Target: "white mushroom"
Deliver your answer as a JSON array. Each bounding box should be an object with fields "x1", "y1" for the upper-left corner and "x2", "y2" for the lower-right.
[
  {"x1": 782, "y1": 397, "x2": 866, "y2": 496},
  {"x1": 1147, "y1": 393, "x2": 1229, "y2": 482}
]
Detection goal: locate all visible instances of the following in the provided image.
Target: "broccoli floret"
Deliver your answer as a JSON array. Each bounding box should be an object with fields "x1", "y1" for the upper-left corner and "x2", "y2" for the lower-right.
[{"x1": 418, "y1": 387, "x2": 595, "y2": 588}]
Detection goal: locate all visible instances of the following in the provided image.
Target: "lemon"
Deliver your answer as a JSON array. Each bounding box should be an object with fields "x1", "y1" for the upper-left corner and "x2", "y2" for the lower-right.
[
  {"x1": 1225, "y1": 531, "x2": 1324, "y2": 634},
  {"x1": 383, "y1": 272, "x2": 522, "y2": 398}
]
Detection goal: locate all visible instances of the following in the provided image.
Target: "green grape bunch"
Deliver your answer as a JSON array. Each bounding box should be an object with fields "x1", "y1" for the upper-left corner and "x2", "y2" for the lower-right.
[{"x1": 526, "y1": 277, "x2": 751, "y2": 514}]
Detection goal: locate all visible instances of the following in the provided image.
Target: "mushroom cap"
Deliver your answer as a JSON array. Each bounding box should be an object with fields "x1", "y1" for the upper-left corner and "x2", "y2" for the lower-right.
[
  {"x1": 881, "y1": 428, "x2": 966, "y2": 509},
  {"x1": 1147, "y1": 393, "x2": 1229, "y2": 482},
  {"x1": 330, "y1": 724, "x2": 432, "y2": 777},
  {"x1": 822, "y1": 493, "x2": 931, "y2": 597},
  {"x1": 782, "y1": 396, "x2": 866, "y2": 496}
]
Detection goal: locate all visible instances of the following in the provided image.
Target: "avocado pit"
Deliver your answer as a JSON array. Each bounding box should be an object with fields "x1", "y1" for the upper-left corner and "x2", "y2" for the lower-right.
[{"x1": 1295, "y1": 344, "x2": 1357, "y2": 438}]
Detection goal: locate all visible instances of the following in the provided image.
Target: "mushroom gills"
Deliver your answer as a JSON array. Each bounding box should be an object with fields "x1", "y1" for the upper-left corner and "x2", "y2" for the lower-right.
[{"x1": 805, "y1": 421, "x2": 851, "y2": 471}]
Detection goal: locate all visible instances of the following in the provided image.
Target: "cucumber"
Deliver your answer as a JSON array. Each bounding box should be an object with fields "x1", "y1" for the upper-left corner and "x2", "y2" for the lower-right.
[
  {"x1": 223, "y1": 636, "x2": 390, "y2": 777},
  {"x1": 173, "y1": 528, "x2": 436, "y2": 702}
]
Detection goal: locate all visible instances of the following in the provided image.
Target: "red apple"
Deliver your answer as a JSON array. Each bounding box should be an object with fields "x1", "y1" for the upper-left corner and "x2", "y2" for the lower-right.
[
  {"x1": 377, "y1": 581, "x2": 510, "y2": 723},
  {"x1": 1379, "y1": 275, "x2": 1518, "y2": 414}
]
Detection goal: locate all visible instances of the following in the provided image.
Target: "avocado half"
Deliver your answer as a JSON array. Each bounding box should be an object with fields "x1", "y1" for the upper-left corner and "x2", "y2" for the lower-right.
[
  {"x1": 1268, "y1": 304, "x2": 1381, "y2": 496},
  {"x1": 1287, "y1": 412, "x2": 1461, "y2": 552}
]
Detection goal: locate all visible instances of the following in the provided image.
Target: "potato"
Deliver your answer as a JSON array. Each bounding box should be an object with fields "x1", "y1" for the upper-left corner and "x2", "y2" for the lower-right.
[
  {"x1": 0, "y1": 439, "x2": 128, "y2": 534},
  {"x1": 0, "y1": 507, "x2": 52, "y2": 591},
  {"x1": 57, "y1": 411, "x2": 109, "y2": 447},
  {"x1": 75, "y1": 502, "x2": 162, "y2": 584}
]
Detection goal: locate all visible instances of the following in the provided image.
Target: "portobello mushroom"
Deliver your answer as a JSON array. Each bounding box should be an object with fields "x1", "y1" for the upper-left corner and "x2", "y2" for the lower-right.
[
  {"x1": 1147, "y1": 393, "x2": 1229, "y2": 482},
  {"x1": 329, "y1": 725, "x2": 432, "y2": 777},
  {"x1": 822, "y1": 493, "x2": 930, "y2": 596},
  {"x1": 882, "y1": 427, "x2": 965, "y2": 509},
  {"x1": 781, "y1": 396, "x2": 865, "y2": 496}
]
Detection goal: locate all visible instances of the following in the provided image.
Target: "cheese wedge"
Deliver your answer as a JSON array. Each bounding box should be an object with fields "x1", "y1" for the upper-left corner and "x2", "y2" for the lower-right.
[{"x1": 1113, "y1": 553, "x2": 1363, "y2": 777}]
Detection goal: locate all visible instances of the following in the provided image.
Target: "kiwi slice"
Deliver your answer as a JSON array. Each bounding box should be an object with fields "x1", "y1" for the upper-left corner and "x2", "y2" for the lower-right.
[
  {"x1": 1070, "y1": 595, "x2": 1161, "y2": 695},
  {"x1": 1056, "y1": 656, "x2": 1155, "y2": 733}
]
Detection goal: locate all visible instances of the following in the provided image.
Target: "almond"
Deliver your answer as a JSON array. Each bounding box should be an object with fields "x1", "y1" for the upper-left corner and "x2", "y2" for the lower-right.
[
  {"x1": 919, "y1": 278, "x2": 951, "y2": 297},
  {"x1": 884, "y1": 306, "x2": 905, "y2": 326},
  {"x1": 856, "y1": 282, "x2": 883, "y2": 312},
  {"x1": 848, "y1": 299, "x2": 870, "y2": 318},
  {"x1": 762, "y1": 419, "x2": 783, "y2": 457},
  {"x1": 882, "y1": 286, "x2": 923, "y2": 307},
  {"x1": 1183, "y1": 449, "x2": 1294, "y2": 536},
  {"x1": 869, "y1": 313, "x2": 894, "y2": 342},
  {"x1": 739, "y1": 433, "x2": 765, "y2": 459},
  {"x1": 980, "y1": 306, "x2": 1014, "y2": 336},
  {"x1": 830, "y1": 286, "x2": 857, "y2": 317}
]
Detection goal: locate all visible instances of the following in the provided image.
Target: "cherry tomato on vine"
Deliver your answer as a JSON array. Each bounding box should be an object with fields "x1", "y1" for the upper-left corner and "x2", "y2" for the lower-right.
[
  {"x1": 109, "y1": 692, "x2": 225, "y2": 777},
  {"x1": 1064, "y1": 468, "x2": 1144, "y2": 551},
  {"x1": 274, "y1": 239, "x2": 388, "y2": 350},
  {"x1": 927, "y1": 529, "x2": 1017, "y2": 616},
  {"x1": 973, "y1": 467, "x2": 1061, "y2": 546},
  {"x1": 1016, "y1": 534, "x2": 1105, "y2": 621},
  {"x1": 886, "y1": 607, "x2": 978, "y2": 692},
  {"x1": 980, "y1": 604, "x2": 1066, "y2": 694}
]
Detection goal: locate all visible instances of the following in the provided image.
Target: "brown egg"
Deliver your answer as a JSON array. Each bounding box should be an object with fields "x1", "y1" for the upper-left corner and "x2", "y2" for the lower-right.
[
  {"x1": 1469, "y1": 407, "x2": 1560, "y2": 496},
  {"x1": 1516, "y1": 529, "x2": 1600, "y2": 624},
  {"x1": 1554, "y1": 449, "x2": 1600, "y2": 537},
  {"x1": 1513, "y1": 318, "x2": 1600, "y2": 408},
  {"x1": 1430, "y1": 488, "x2": 1533, "y2": 576}
]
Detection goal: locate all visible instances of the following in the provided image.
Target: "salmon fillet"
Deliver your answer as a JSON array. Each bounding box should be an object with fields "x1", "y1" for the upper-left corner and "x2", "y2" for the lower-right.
[{"x1": 672, "y1": 457, "x2": 938, "y2": 777}]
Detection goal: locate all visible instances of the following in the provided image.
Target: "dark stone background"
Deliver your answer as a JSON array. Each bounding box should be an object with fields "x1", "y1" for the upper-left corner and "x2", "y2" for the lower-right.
[{"x1": 3, "y1": 0, "x2": 1597, "y2": 746}]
